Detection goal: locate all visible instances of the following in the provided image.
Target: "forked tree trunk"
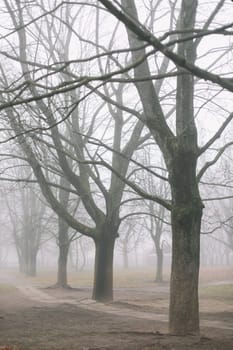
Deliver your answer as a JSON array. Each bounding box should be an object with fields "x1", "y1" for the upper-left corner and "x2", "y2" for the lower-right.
[{"x1": 92, "y1": 233, "x2": 116, "y2": 302}]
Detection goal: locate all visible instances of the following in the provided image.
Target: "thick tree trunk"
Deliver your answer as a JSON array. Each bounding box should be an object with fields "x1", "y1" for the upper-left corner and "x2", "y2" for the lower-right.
[
  {"x1": 169, "y1": 203, "x2": 202, "y2": 335},
  {"x1": 169, "y1": 153, "x2": 203, "y2": 335},
  {"x1": 92, "y1": 233, "x2": 116, "y2": 302}
]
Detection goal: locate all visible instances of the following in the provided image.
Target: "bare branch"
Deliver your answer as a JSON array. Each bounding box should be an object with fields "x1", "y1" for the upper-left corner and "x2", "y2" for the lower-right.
[
  {"x1": 197, "y1": 141, "x2": 233, "y2": 181},
  {"x1": 199, "y1": 112, "x2": 233, "y2": 156},
  {"x1": 120, "y1": 211, "x2": 170, "y2": 225},
  {"x1": 98, "y1": 0, "x2": 233, "y2": 92},
  {"x1": 96, "y1": 154, "x2": 171, "y2": 210}
]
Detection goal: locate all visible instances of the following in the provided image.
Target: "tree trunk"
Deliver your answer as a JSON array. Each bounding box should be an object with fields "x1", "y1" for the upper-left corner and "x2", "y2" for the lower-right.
[
  {"x1": 56, "y1": 217, "x2": 70, "y2": 288},
  {"x1": 123, "y1": 244, "x2": 129, "y2": 269},
  {"x1": 169, "y1": 155, "x2": 203, "y2": 335},
  {"x1": 57, "y1": 242, "x2": 70, "y2": 287},
  {"x1": 78, "y1": 239, "x2": 86, "y2": 272},
  {"x1": 92, "y1": 232, "x2": 116, "y2": 302},
  {"x1": 225, "y1": 250, "x2": 230, "y2": 266},
  {"x1": 155, "y1": 245, "x2": 163, "y2": 283},
  {"x1": 17, "y1": 245, "x2": 37, "y2": 277},
  {"x1": 27, "y1": 250, "x2": 37, "y2": 276},
  {"x1": 18, "y1": 252, "x2": 26, "y2": 274}
]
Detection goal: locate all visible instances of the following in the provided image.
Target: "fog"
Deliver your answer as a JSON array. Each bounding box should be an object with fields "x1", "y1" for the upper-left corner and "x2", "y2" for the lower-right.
[
  {"x1": 0, "y1": 205, "x2": 232, "y2": 276},
  {"x1": 0, "y1": 1, "x2": 233, "y2": 347}
]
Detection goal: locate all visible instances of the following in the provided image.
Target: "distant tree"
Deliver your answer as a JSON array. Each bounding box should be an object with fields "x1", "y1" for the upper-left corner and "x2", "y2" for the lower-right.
[
  {"x1": 117, "y1": 218, "x2": 144, "y2": 269},
  {"x1": 5, "y1": 180, "x2": 47, "y2": 276},
  {"x1": 207, "y1": 201, "x2": 233, "y2": 262},
  {"x1": 137, "y1": 154, "x2": 170, "y2": 282},
  {"x1": 69, "y1": 237, "x2": 93, "y2": 272},
  {"x1": 145, "y1": 203, "x2": 167, "y2": 282}
]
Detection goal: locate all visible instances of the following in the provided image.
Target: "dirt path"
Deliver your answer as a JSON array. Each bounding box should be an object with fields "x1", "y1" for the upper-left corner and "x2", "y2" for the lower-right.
[
  {"x1": 1, "y1": 270, "x2": 233, "y2": 349},
  {"x1": 1, "y1": 268, "x2": 233, "y2": 331},
  {"x1": 18, "y1": 285, "x2": 168, "y2": 321},
  {"x1": 17, "y1": 285, "x2": 233, "y2": 331}
]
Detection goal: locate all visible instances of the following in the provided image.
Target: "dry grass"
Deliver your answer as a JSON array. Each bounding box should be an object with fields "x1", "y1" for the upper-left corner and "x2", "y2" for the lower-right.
[
  {"x1": 199, "y1": 266, "x2": 233, "y2": 283},
  {"x1": 114, "y1": 267, "x2": 171, "y2": 288},
  {"x1": 200, "y1": 283, "x2": 233, "y2": 300},
  {"x1": 5, "y1": 267, "x2": 169, "y2": 288},
  {"x1": 0, "y1": 284, "x2": 16, "y2": 292},
  {"x1": 2, "y1": 265, "x2": 232, "y2": 290}
]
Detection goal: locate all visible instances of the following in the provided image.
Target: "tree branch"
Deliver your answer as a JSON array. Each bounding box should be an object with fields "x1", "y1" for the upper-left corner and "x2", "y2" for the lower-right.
[
  {"x1": 197, "y1": 141, "x2": 233, "y2": 181},
  {"x1": 199, "y1": 112, "x2": 233, "y2": 155},
  {"x1": 98, "y1": 0, "x2": 233, "y2": 92}
]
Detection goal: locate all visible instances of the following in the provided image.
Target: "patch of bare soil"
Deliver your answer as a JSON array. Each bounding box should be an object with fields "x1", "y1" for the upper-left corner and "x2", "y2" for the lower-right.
[{"x1": 0, "y1": 286, "x2": 233, "y2": 350}]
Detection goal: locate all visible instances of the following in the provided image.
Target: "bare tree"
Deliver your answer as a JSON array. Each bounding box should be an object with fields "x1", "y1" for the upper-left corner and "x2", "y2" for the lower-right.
[
  {"x1": 93, "y1": 0, "x2": 233, "y2": 335},
  {"x1": 0, "y1": 0, "x2": 233, "y2": 336},
  {"x1": 117, "y1": 217, "x2": 144, "y2": 269},
  {"x1": 137, "y1": 154, "x2": 170, "y2": 282},
  {"x1": 0, "y1": 0, "x2": 148, "y2": 301},
  {"x1": 5, "y1": 179, "x2": 48, "y2": 276}
]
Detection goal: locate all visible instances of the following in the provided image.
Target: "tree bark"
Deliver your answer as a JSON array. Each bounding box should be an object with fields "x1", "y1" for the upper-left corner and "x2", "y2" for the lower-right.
[
  {"x1": 56, "y1": 217, "x2": 71, "y2": 288},
  {"x1": 92, "y1": 230, "x2": 116, "y2": 302},
  {"x1": 169, "y1": 150, "x2": 203, "y2": 335},
  {"x1": 57, "y1": 242, "x2": 70, "y2": 288},
  {"x1": 169, "y1": 202, "x2": 202, "y2": 335}
]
